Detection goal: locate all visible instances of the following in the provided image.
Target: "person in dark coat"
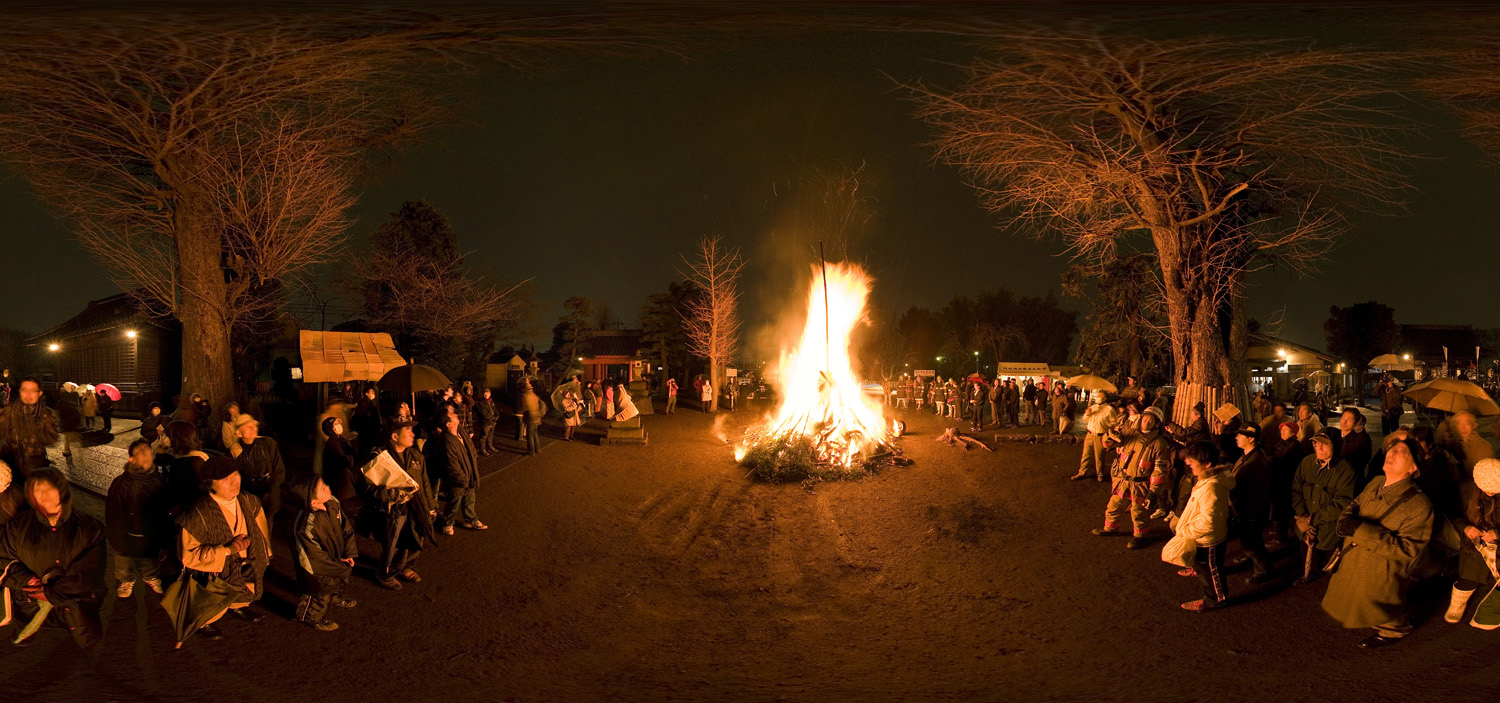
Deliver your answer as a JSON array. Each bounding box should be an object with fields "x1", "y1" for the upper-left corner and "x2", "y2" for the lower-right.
[
  {"x1": 191, "y1": 394, "x2": 213, "y2": 442},
  {"x1": 427, "y1": 412, "x2": 485, "y2": 535},
  {"x1": 1379, "y1": 377, "x2": 1405, "y2": 436},
  {"x1": 1268, "y1": 421, "x2": 1305, "y2": 546},
  {"x1": 320, "y1": 417, "x2": 359, "y2": 508},
  {"x1": 365, "y1": 420, "x2": 433, "y2": 590},
  {"x1": 96, "y1": 390, "x2": 114, "y2": 433},
  {"x1": 164, "y1": 420, "x2": 210, "y2": 518},
  {"x1": 230, "y1": 414, "x2": 286, "y2": 523},
  {"x1": 1334, "y1": 408, "x2": 1374, "y2": 489},
  {"x1": 0, "y1": 377, "x2": 57, "y2": 479},
  {"x1": 290, "y1": 476, "x2": 357, "y2": 631},
  {"x1": 475, "y1": 388, "x2": 499, "y2": 456},
  {"x1": 106, "y1": 439, "x2": 167, "y2": 598},
  {"x1": 352, "y1": 388, "x2": 382, "y2": 461},
  {"x1": 55, "y1": 382, "x2": 84, "y2": 458},
  {"x1": 0, "y1": 468, "x2": 105, "y2": 648},
  {"x1": 140, "y1": 402, "x2": 166, "y2": 443},
  {"x1": 1227, "y1": 427, "x2": 1274, "y2": 582},
  {"x1": 1291, "y1": 434, "x2": 1356, "y2": 585}
]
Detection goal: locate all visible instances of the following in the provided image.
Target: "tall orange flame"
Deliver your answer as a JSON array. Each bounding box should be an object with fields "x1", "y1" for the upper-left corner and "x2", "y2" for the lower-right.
[{"x1": 735, "y1": 262, "x2": 890, "y2": 468}]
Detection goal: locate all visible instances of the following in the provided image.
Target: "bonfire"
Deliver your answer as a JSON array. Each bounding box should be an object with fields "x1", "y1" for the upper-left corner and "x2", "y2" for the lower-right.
[{"x1": 736, "y1": 260, "x2": 898, "y2": 482}]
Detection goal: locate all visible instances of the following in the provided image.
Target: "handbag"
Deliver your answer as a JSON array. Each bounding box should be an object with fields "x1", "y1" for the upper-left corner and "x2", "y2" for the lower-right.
[
  {"x1": 1324, "y1": 485, "x2": 1419, "y2": 574},
  {"x1": 1161, "y1": 534, "x2": 1197, "y2": 568}
]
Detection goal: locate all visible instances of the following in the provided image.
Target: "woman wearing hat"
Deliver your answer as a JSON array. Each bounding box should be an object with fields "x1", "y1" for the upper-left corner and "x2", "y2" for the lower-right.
[
  {"x1": 1448, "y1": 458, "x2": 1500, "y2": 629},
  {"x1": 164, "y1": 456, "x2": 272, "y2": 646}
]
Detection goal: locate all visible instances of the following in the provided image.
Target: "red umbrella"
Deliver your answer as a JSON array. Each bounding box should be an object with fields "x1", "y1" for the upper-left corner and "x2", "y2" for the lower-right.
[
  {"x1": 966, "y1": 373, "x2": 986, "y2": 382},
  {"x1": 94, "y1": 383, "x2": 122, "y2": 401}
]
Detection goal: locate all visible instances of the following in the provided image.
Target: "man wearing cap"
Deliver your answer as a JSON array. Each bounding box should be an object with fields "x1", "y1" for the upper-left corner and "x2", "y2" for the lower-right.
[
  {"x1": 1291, "y1": 433, "x2": 1356, "y2": 585},
  {"x1": 1449, "y1": 458, "x2": 1500, "y2": 629},
  {"x1": 231, "y1": 413, "x2": 286, "y2": 522},
  {"x1": 1228, "y1": 426, "x2": 1274, "y2": 582},
  {"x1": 1093, "y1": 406, "x2": 1172, "y2": 549},
  {"x1": 368, "y1": 419, "x2": 433, "y2": 590},
  {"x1": 1379, "y1": 377, "x2": 1405, "y2": 436},
  {"x1": 1072, "y1": 391, "x2": 1118, "y2": 482}
]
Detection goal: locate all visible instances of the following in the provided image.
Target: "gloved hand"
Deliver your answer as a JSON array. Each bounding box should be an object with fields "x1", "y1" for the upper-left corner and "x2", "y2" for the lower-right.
[{"x1": 1337, "y1": 514, "x2": 1363, "y2": 538}]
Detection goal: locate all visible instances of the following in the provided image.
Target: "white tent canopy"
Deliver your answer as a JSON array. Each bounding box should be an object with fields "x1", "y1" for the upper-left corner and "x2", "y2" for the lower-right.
[{"x1": 993, "y1": 363, "x2": 1055, "y2": 378}]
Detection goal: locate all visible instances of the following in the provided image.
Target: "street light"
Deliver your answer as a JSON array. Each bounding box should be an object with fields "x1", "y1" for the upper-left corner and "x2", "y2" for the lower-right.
[
  {"x1": 974, "y1": 350, "x2": 979, "y2": 376},
  {"x1": 125, "y1": 329, "x2": 137, "y2": 339},
  {"x1": 1403, "y1": 354, "x2": 1411, "y2": 360},
  {"x1": 48, "y1": 343, "x2": 59, "y2": 352}
]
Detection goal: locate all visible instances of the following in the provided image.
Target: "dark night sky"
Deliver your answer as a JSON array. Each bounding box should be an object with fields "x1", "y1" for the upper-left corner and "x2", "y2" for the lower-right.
[{"x1": 2, "y1": 11, "x2": 1498, "y2": 358}]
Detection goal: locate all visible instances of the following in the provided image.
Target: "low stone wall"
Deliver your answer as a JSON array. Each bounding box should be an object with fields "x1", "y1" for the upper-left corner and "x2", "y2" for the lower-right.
[{"x1": 45, "y1": 421, "x2": 143, "y2": 497}]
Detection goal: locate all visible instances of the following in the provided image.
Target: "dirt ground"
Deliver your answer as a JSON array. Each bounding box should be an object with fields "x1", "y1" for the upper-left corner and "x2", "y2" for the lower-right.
[{"x1": 4, "y1": 404, "x2": 1499, "y2": 703}]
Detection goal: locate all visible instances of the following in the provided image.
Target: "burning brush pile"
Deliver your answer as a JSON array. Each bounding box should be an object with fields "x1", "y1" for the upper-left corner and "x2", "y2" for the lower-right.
[{"x1": 735, "y1": 262, "x2": 906, "y2": 483}]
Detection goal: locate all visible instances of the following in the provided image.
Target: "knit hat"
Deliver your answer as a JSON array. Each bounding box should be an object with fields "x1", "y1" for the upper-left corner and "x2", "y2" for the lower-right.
[
  {"x1": 197, "y1": 456, "x2": 240, "y2": 483},
  {"x1": 232, "y1": 413, "x2": 259, "y2": 433},
  {"x1": 1474, "y1": 458, "x2": 1500, "y2": 496},
  {"x1": 1279, "y1": 421, "x2": 1299, "y2": 433},
  {"x1": 1142, "y1": 406, "x2": 1165, "y2": 423}
]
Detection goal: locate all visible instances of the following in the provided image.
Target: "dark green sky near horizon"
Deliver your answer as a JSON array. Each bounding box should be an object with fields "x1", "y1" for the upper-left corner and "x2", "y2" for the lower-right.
[{"x1": 1, "y1": 11, "x2": 1497, "y2": 361}]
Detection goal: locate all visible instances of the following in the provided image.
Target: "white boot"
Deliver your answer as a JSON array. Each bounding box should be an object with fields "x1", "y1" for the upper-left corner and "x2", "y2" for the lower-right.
[{"x1": 1445, "y1": 585, "x2": 1476, "y2": 624}]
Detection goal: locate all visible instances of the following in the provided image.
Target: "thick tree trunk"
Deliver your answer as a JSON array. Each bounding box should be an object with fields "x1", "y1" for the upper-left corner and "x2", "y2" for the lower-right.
[{"x1": 174, "y1": 195, "x2": 236, "y2": 414}]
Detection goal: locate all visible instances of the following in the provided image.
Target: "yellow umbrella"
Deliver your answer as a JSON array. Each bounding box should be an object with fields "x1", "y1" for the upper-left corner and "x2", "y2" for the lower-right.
[
  {"x1": 1403, "y1": 378, "x2": 1500, "y2": 416},
  {"x1": 1369, "y1": 354, "x2": 1417, "y2": 371},
  {"x1": 1066, "y1": 375, "x2": 1117, "y2": 393}
]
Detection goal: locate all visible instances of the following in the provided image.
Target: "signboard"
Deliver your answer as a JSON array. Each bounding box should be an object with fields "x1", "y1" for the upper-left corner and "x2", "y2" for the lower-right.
[
  {"x1": 914, "y1": 369, "x2": 935, "y2": 378},
  {"x1": 726, "y1": 368, "x2": 738, "y2": 377}
]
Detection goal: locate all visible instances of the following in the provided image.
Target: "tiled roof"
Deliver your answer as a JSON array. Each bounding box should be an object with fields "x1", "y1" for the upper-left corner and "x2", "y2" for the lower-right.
[
  {"x1": 26, "y1": 292, "x2": 176, "y2": 344},
  {"x1": 583, "y1": 330, "x2": 644, "y2": 359}
]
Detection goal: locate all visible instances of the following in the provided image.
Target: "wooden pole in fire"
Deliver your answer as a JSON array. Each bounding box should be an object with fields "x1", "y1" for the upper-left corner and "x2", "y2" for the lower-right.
[{"x1": 819, "y1": 241, "x2": 830, "y2": 375}]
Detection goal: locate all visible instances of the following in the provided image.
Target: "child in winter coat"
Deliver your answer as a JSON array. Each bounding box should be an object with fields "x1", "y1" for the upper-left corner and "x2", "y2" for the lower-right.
[
  {"x1": 1169, "y1": 441, "x2": 1235, "y2": 612},
  {"x1": 105, "y1": 439, "x2": 167, "y2": 597},
  {"x1": 291, "y1": 476, "x2": 358, "y2": 631}
]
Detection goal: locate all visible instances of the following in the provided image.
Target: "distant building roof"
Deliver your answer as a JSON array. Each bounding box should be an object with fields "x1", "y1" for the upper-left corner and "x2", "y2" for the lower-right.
[
  {"x1": 1400, "y1": 324, "x2": 1478, "y2": 362},
  {"x1": 581, "y1": 330, "x2": 645, "y2": 359},
  {"x1": 26, "y1": 292, "x2": 176, "y2": 346},
  {"x1": 1247, "y1": 332, "x2": 1336, "y2": 365}
]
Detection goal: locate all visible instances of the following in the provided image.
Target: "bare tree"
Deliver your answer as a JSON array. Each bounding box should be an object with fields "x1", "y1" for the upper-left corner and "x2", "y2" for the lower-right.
[
  {"x1": 971, "y1": 322, "x2": 1027, "y2": 367},
  {"x1": 913, "y1": 30, "x2": 1413, "y2": 401},
  {"x1": 680, "y1": 236, "x2": 745, "y2": 411},
  {"x1": 0, "y1": 8, "x2": 694, "y2": 409},
  {"x1": 1421, "y1": 13, "x2": 1500, "y2": 159}
]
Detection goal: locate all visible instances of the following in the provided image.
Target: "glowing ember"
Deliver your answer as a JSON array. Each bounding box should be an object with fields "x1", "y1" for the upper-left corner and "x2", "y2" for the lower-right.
[{"x1": 736, "y1": 262, "x2": 891, "y2": 471}]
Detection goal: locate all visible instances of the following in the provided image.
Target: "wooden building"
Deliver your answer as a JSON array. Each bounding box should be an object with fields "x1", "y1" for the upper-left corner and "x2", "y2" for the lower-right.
[
  {"x1": 26, "y1": 293, "x2": 182, "y2": 415},
  {"x1": 1247, "y1": 332, "x2": 1344, "y2": 398},
  {"x1": 576, "y1": 329, "x2": 648, "y2": 384}
]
